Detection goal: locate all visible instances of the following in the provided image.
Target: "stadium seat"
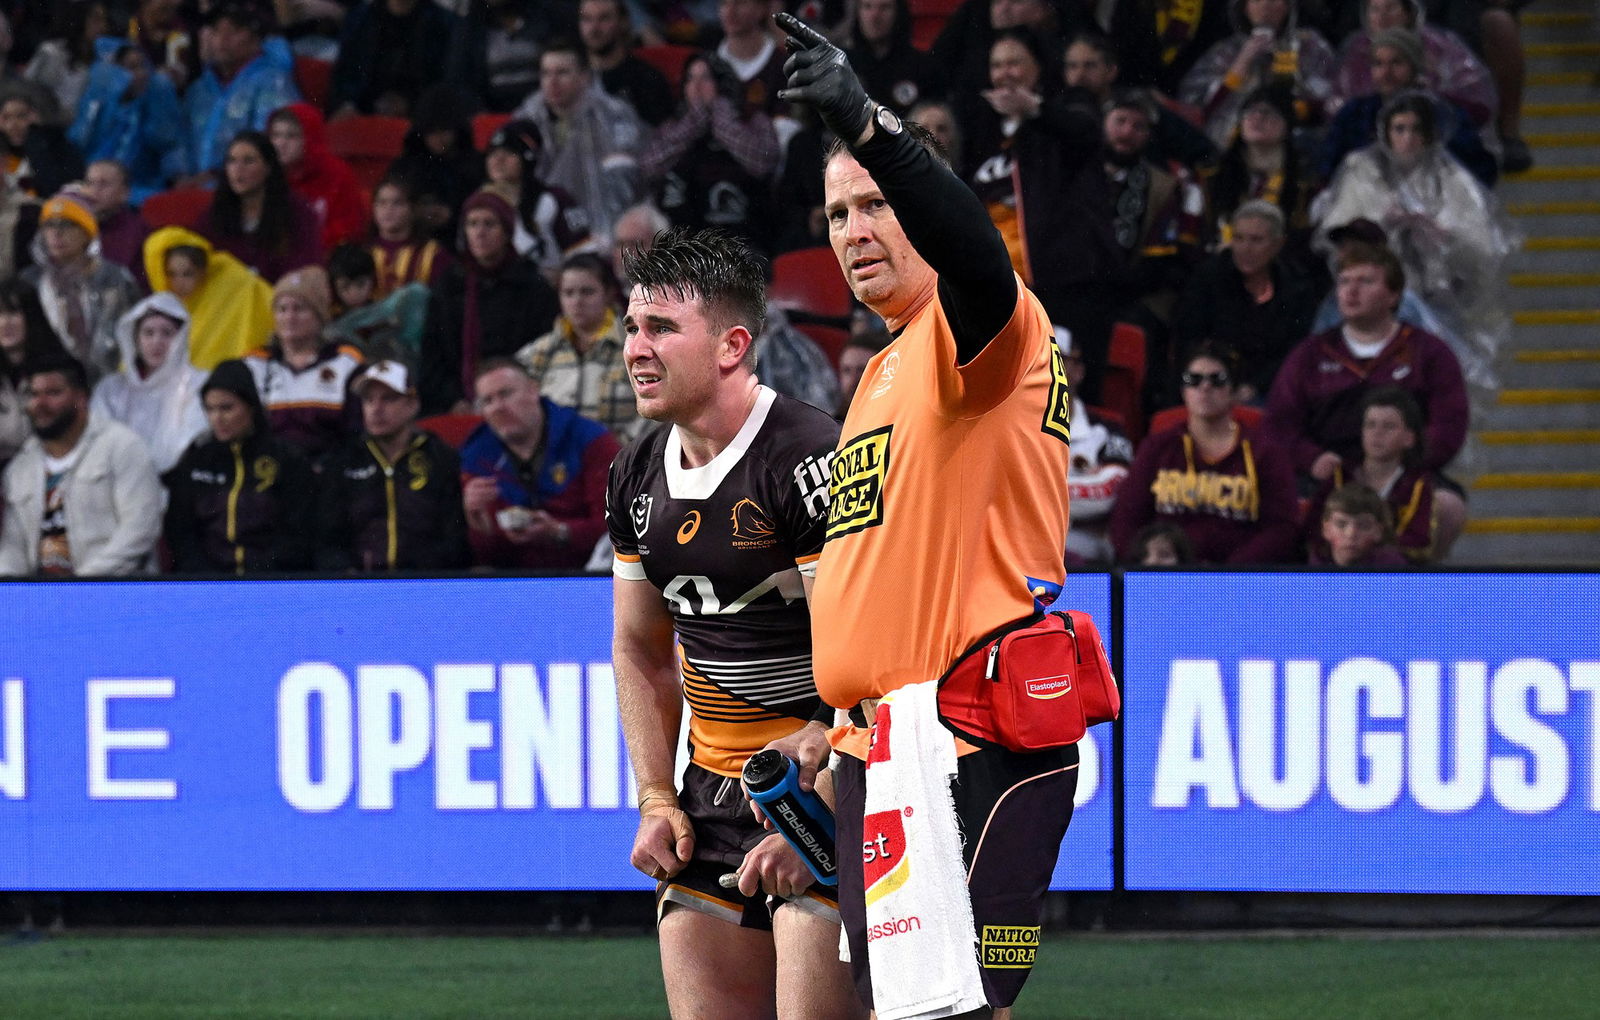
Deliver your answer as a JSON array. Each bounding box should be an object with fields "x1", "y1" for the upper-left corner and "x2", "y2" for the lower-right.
[
  {"x1": 140, "y1": 187, "x2": 213, "y2": 229},
  {"x1": 418, "y1": 413, "x2": 483, "y2": 448},
  {"x1": 294, "y1": 56, "x2": 332, "y2": 111},
  {"x1": 908, "y1": 0, "x2": 962, "y2": 50},
  {"x1": 1099, "y1": 321, "x2": 1147, "y2": 442},
  {"x1": 794, "y1": 322, "x2": 848, "y2": 371},
  {"x1": 472, "y1": 113, "x2": 512, "y2": 152},
  {"x1": 770, "y1": 246, "x2": 852, "y2": 325},
  {"x1": 325, "y1": 115, "x2": 410, "y2": 192},
  {"x1": 635, "y1": 44, "x2": 696, "y2": 95},
  {"x1": 1147, "y1": 404, "x2": 1265, "y2": 436}
]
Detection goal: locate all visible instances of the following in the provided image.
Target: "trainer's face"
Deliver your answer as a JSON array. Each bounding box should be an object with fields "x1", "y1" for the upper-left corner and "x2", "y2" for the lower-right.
[
  {"x1": 623, "y1": 285, "x2": 741, "y2": 425},
  {"x1": 824, "y1": 153, "x2": 938, "y2": 330}
]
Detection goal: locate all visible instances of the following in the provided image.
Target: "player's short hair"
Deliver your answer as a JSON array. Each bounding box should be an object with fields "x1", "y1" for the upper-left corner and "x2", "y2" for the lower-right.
[
  {"x1": 622, "y1": 226, "x2": 767, "y2": 369},
  {"x1": 822, "y1": 118, "x2": 952, "y2": 172}
]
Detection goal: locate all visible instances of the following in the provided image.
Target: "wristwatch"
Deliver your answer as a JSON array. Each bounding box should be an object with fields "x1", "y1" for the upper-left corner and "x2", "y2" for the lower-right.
[{"x1": 873, "y1": 103, "x2": 904, "y2": 136}]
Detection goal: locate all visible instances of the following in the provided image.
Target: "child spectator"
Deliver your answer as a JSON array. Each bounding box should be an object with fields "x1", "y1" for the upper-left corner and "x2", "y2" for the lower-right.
[
  {"x1": 325, "y1": 243, "x2": 430, "y2": 362},
  {"x1": 315, "y1": 360, "x2": 470, "y2": 572},
  {"x1": 69, "y1": 46, "x2": 184, "y2": 208},
  {"x1": 1110, "y1": 343, "x2": 1301, "y2": 564},
  {"x1": 91, "y1": 293, "x2": 209, "y2": 473},
  {"x1": 162, "y1": 358, "x2": 316, "y2": 574},
  {"x1": 144, "y1": 228, "x2": 276, "y2": 369},
  {"x1": 513, "y1": 251, "x2": 636, "y2": 440},
  {"x1": 1128, "y1": 521, "x2": 1195, "y2": 565},
  {"x1": 367, "y1": 174, "x2": 454, "y2": 298},
  {"x1": 1058, "y1": 326, "x2": 1134, "y2": 564},
  {"x1": 267, "y1": 104, "x2": 367, "y2": 250},
  {"x1": 1314, "y1": 482, "x2": 1408, "y2": 566},
  {"x1": 21, "y1": 186, "x2": 140, "y2": 382},
  {"x1": 420, "y1": 186, "x2": 558, "y2": 414},
  {"x1": 244, "y1": 266, "x2": 365, "y2": 460},
  {"x1": 0, "y1": 279, "x2": 66, "y2": 466},
  {"x1": 1305, "y1": 386, "x2": 1447, "y2": 563},
  {"x1": 201, "y1": 130, "x2": 324, "y2": 284},
  {"x1": 481, "y1": 120, "x2": 595, "y2": 281}
]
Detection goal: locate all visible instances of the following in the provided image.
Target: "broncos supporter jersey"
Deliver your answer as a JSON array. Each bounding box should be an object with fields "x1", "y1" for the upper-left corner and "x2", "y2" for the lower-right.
[
  {"x1": 810, "y1": 278, "x2": 1073, "y2": 733},
  {"x1": 607, "y1": 386, "x2": 839, "y2": 777}
]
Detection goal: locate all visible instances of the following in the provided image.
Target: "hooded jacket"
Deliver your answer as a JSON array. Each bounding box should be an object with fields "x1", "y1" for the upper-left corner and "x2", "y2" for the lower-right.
[
  {"x1": 1335, "y1": 0, "x2": 1496, "y2": 127},
  {"x1": 315, "y1": 428, "x2": 469, "y2": 572},
  {"x1": 0, "y1": 410, "x2": 164, "y2": 576},
  {"x1": 90, "y1": 292, "x2": 210, "y2": 473},
  {"x1": 161, "y1": 358, "x2": 316, "y2": 574},
  {"x1": 69, "y1": 37, "x2": 186, "y2": 202},
  {"x1": 181, "y1": 36, "x2": 300, "y2": 175},
  {"x1": 144, "y1": 226, "x2": 276, "y2": 369},
  {"x1": 277, "y1": 102, "x2": 367, "y2": 249},
  {"x1": 19, "y1": 235, "x2": 140, "y2": 383}
]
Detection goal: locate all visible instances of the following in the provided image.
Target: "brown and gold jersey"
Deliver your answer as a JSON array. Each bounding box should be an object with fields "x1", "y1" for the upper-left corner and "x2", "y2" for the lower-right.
[{"x1": 607, "y1": 387, "x2": 840, "y2": 776}]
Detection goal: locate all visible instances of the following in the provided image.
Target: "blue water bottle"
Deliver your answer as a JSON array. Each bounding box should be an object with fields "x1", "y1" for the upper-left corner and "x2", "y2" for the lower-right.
[{"x1": 742, "y1": 749, "x2": 839, "y2": 886}]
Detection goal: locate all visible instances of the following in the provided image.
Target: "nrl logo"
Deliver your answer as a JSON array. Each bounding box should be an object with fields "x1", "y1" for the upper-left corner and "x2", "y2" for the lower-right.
[{"x1": 631, "y1": 494, "x2": 652, "y2": 537}]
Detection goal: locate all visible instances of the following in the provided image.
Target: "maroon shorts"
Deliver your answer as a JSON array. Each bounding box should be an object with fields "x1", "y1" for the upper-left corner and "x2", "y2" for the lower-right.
[{"x1": 834, "y1": 742, "x2": 1078, "y2": 1010}]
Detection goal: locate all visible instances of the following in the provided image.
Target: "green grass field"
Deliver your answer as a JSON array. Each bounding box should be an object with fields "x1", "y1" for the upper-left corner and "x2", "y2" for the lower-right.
[{"x1": 2, "y1": 931, "x2": 1596, "y2": 1018}]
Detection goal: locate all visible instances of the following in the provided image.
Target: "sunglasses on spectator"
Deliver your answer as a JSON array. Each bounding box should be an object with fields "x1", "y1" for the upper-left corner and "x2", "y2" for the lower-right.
[{"x1": 1181, "y1": 370, "x2": 1231, "y2": 388}]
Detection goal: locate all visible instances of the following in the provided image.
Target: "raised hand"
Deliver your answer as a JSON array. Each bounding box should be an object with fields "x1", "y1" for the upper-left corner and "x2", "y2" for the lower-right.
[{"x1": 775, "y1": 11, "x2": 874, "y2": 145}]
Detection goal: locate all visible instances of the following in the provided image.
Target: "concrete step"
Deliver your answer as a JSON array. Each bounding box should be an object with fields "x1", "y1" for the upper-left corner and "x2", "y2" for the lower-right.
[
  {"x1": 1500, "y1": 167, "x2": 1600, "y2": 203},
  {"x1": 1508, "y1": 242, "x2": 1600, "y2": 272},
  {"x1": 1520, "y1": 138, "x2": 1600, "y2": 166},
  {"x1": 1452, "y1": 524, "x2": 1600, "y2": 566},
  {"x1": 1525, "y1": 43, "x2": 1600, "y2": 73},
  {"x1": 1500, "y1": 351, "x2": 1600, "y2": 388},
  {"x1": 1470, "y1": 471, "x2": 1600, "y2": 516},
  {"x1": 1477, "y1": 428, "x2": 1600, "y2": 471},
  {"x1": 1508, "y1": 273, "x2": 1600, "y2": 309},
  {"x1": 1478, "y1": 388, "x2": 1600, "y2": 428},
  {"x1": 1524, "y1": 71, "x2": 1600, "y2": 103}
]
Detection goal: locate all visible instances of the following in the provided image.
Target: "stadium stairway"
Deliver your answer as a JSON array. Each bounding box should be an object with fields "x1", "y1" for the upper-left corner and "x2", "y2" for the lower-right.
[{"x1": 1451, "y1": 0, "x2": 1600, "y2": 565}]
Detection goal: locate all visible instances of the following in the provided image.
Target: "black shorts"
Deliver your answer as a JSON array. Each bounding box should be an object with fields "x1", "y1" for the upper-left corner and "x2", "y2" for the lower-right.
[
  {"x1": 654, "y1": 762, "x2": 840, "y2": 930},
  {"x1": 834, "y1": 742, "x2": 1079, "y2": 1010}
]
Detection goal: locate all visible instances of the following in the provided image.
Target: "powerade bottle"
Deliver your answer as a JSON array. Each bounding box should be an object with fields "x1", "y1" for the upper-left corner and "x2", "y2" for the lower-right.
[{"x1": 742, "y1": 749, "x2": 839, "y2": 886}]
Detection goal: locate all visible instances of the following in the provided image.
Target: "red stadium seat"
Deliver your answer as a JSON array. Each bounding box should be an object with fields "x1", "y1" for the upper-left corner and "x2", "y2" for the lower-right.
[
  {"x1": 1099, "y1": 321, "x2": 1147, "y2": 442},
  {"x1": 1147, "y1": 403, "x2": 1265, "y2": 436},
  {"x1": 472, "y1": 113, "x2": 512, "y2": 152},
  {"x1": 418, "y1": 413, "x2": 483, "y2": 448},
  {"x1": 908, "y1": 0, "x2": 962, "y2": 50},
  {"x1": 793, "y1": 322, "x2": 849, "y2": 371},
  {"x1": 770, "y1": 246, "x2": 852, "y2": 324},
  {"x1": 140, "y1": 187, "x2": 213, "y2": 229},
  {"x1": 294, "y1": 56, "x2": 332, "y2": 111},
  {"x1": 325, "y1": 115, "x2": 410, "y2": 192},
  {"x1": 635, "y1": 44, "x2": 696, "y2": 97}
]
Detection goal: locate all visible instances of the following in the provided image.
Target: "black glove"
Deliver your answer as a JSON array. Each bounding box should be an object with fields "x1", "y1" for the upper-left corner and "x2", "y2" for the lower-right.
[{"x1": 775, "y1": 12, "x2": 873, "y2": 145}]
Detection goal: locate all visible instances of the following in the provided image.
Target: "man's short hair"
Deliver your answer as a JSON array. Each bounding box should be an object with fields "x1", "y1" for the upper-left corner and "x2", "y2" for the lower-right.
[
  {"x1": 1337, "y1": 241, "x2": 1406, "y2": 294},
  {"x1": 1231, "y1": 199, "x2": 1285, "y2": 238},
  {"x1": 473, "y1": 356, "x2": 534, "y2": 386},
  {"x1": 540, "y1": 37, "x2": 590, "y2": 72},
  {"x1": 1065, "y1": 29, "x2": 1119, "y2": 66},
  {"x1": 208, "y1": 1, "x2": 269, "y2": 36},
  {"x1": 1105, "y1": 86, "x2": 1158, "y2": 124},
  {"x1": 88, "y1": 159, "x2": 131, "y2": 188},
  {"x1": 25, "y1": 354, "x2": 89, "y2": 394},
  {"x1": 823, "y1": 119, "x2": 951, "y2": 172},
  {"x1": 622, "y1": 226, "x2": 768, "y2": 365},
  {"x1": 846, "y1": 328, "x2": 893, "y2": 356}
]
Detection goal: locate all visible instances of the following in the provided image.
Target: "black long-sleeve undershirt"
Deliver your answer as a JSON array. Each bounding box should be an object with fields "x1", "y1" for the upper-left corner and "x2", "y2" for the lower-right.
[{"x1": 850, "y1": 125, "x2": 1018, "y2": 365}]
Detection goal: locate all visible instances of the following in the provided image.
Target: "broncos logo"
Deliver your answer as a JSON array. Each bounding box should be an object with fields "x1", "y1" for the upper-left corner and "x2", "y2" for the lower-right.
[{"x1": 729, "y1": 498, "x2": 776, "y2": 542}]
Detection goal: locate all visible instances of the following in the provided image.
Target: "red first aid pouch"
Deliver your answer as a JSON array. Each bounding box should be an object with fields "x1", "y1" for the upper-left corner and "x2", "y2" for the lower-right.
[{"x1": 936, "y1": 611, "x2": 1120, "y2": 753}]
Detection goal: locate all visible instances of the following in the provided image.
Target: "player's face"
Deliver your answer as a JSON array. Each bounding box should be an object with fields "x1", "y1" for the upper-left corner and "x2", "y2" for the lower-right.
[
  {"x1": 823, "y1": 153, "x2": 938, "y2": 329},
  {"x1": 622, "y1": 285, "x2": 735, "y2": 424},
  {"x1": 1361, "y1": 405, "x2": 1415, "y2": 462}
]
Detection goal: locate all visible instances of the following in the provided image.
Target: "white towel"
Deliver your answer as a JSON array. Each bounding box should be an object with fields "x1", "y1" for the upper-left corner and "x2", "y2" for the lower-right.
[{"x1": 862, "y1": 681, "x2": 987, "y2": 1020}]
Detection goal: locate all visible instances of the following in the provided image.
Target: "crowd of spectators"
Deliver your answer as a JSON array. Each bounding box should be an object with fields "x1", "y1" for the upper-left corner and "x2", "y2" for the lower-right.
[{"x1": 0, "y1": 0, "x2": 1532, "y2": 576}]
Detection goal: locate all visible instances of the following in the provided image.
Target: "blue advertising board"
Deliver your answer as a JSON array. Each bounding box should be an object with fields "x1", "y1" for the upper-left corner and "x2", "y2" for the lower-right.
[
  {"x1": 0, "y1": 574, "x2": 1115, "y2": 891},
  {"x1": 1049, "y1": 573, "x2": 1116, "y2": 891},
  {"x1": 1121, "y1": 572, "x2": 1600, "y2": 894}
]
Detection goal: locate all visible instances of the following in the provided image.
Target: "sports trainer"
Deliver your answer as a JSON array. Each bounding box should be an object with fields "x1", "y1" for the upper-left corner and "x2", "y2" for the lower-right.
[
  {"x1": 607, "y1": 227, "x2": 861, "y2": 1019},
  {"x1": 774, "y1": 14, "x2": 1078, "y2": 1018}
]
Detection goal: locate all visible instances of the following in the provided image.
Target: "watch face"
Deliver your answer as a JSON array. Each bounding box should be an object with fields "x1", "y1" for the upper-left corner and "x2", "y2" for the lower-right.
[{"x1": 876, "y1": 105, "x2": 903, "y2": 135}]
